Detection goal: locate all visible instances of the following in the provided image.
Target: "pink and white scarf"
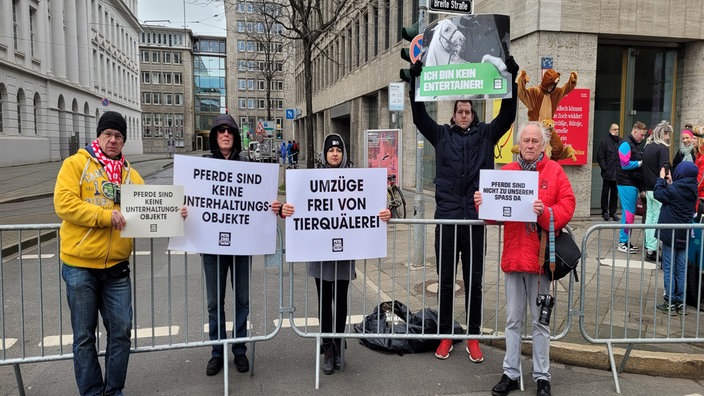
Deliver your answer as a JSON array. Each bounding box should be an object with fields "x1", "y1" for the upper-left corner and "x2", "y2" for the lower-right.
[{"x1": 90, "y1": 139, "x2": 125, "y2": 184}]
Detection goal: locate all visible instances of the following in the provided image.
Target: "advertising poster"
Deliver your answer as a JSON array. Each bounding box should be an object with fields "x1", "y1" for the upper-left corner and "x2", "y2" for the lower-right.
[
  {"x1": 167, "y1": 155, "x2": 279, "y2": 255},
  {"x1": 365, "y1": 129, "x2": 401, "y2": 185},
  {"x1": 478, "y1": 169, "x2": 538, "y2": 222},
  {"x1": 553, "y1": 88, "x2": 590, "y2": 166},
  {"x1": 415, "y1": 14, "x2": 512, "y2": 101},
  {"x1": 284, "y1": 168, "x2": 387, "y2": 262},
  {"x1": 120, "y1": 184, "x2": 184, "y2": 238}
]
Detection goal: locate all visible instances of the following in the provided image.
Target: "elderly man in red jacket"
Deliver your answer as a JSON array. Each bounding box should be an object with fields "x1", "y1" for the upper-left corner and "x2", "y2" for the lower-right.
[{"x1": 475, "y1": 121, "x2": 575, "y2": 396}]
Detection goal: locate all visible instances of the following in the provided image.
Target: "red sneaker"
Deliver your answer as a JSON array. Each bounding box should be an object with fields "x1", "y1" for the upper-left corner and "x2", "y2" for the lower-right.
[
  {"x1": 434, "y1": 339, "x2": 453, "y2": 359},
  {"x1": 466, "y1": 340, "x2": 484, "y2": 363}
]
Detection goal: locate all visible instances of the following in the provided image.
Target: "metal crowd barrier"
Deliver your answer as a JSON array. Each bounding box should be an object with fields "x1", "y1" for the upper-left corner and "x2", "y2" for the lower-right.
[
  {"x1": 0, "y1": 224, "x2": 284, "y2": 396},
  {"x1": 578, "y1": 222, "x2": 704, "y2": 394},
  {"x1": 285, "y1": 219, "x2": 577, "y2": 389}
]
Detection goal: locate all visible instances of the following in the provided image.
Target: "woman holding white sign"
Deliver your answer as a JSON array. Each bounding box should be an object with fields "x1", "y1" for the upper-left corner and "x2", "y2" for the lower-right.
[
  {"x1": 279, "y1": 133, "x2": 391, "y2": 375},
  {"x1": 474, "y1": 122, "x2": 575, "y2": 396}
]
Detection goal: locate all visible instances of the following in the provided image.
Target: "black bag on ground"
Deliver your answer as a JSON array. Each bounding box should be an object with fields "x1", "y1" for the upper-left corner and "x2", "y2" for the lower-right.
[
  {"x1": 542, "y1": 229, "x2": 580, "y2": 282},
  {"x1": 353, "y1": 300, "x2": 463, "y2": 355}
]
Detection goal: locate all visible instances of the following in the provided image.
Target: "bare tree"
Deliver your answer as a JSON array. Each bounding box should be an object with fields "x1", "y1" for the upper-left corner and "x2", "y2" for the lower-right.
[{"x1": 224, "y1": 0, "x2": 357, "y2": 167}]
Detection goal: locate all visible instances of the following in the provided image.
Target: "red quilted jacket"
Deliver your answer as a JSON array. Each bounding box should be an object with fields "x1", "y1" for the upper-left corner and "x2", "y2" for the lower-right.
[{"x1": 499, "y1": 156, "x2": 576, "y2": 274}]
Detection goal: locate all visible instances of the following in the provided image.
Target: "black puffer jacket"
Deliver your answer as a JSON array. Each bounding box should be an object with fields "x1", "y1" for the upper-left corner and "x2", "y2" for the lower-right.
[{"x1": 410, "y1": 79, "x2": 517, "y2": 220}]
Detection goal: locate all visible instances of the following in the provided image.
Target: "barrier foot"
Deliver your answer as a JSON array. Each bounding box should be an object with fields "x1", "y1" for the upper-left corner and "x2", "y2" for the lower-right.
[
  {"x1": 250, "y1": 341, "x2": 256, "y2": 377},
  {"x1": 315, "y1": 337, "x2": 321, "y2": 390},
  {"x1": 618, "y1": 343, "x2": 634, "y2": 374},
  {"x1": 606, "y1": 342, "x2": 622, "y2": 394},
  {"x1": 13, "y1": 363, "x2": 26, "y2": 396}
]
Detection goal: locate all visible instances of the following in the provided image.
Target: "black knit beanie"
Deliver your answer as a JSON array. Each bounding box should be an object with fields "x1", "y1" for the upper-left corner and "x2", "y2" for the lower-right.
[
  {"x1": 323, "y1": 135, "x2": 343, "y2": 154},
  {"x1": 97, "y1": 111, "x2": 127, "y2": 139}
]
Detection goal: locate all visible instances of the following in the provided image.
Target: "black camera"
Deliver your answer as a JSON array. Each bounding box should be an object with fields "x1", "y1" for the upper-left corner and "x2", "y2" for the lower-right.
[
  {"x1": 536, "y1": 294, "x2": 555, "y2": 326},
  {"x1": 663, "y1": 163, "x2": 671, "y2": 178}
]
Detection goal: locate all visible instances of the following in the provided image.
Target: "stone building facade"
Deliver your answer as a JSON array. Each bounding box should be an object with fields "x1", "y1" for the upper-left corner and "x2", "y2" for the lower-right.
[{"x1": 290, "y1": 0, "x2": 704, "y2": 218}]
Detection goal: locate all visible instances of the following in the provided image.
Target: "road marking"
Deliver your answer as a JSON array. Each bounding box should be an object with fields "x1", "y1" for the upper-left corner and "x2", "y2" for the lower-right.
[
  {"x1": 166, "y1": 250, "x2": 199, "y2": 255},
  {"x1": 134, "y1": 251, "x2": 151, "y2": 256},
  {"x1": 41, "y1": 326, "x2": 180, "y2": 346},
  {"x1": 18, "y1": 254, "x2": 55, "y2": 259},
  {"x1": 0, "y1": 338, "x2": 18, "y2": 350}
]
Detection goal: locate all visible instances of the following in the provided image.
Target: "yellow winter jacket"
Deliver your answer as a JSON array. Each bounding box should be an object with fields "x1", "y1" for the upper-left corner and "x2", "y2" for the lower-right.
[{"x1": 54, "y1": 148, "x2": 144, "y2": 269}]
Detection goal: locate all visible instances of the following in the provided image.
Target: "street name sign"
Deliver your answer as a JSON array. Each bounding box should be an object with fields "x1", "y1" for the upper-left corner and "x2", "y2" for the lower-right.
[{"x1": 428, "y1": 0, "x2": 474, "y2": 14}]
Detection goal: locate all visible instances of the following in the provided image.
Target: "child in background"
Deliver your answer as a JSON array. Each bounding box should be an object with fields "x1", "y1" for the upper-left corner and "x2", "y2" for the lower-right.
[{"x1": 653, "y1": 161, "x2": 698, "y2": 315}]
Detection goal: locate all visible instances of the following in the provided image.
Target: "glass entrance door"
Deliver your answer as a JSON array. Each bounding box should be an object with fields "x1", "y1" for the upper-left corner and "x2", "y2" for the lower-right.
[{"x1": 591, "y1": 45, "x2": 678, "y2": 213}]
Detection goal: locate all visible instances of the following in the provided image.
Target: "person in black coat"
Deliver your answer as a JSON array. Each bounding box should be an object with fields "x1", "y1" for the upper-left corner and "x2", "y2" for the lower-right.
[
  {"x1": 409, "y1": 56, "x2": 519, "y2": 362},
  {"x1": 597, "y1": 123, "x2": 621, "y2": 221},
  {"x1": 641, "y1": 121, "x2": 672, "y2": 261}
]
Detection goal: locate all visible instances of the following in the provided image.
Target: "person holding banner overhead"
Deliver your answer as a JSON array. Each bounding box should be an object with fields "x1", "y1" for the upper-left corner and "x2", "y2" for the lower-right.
[
  {"x1": 54, "y1": 111, "x2": 144, "y2": 396},
  {"x1": 279, "y1": 133, "x2": 391, "y2": 375},
  {"x1": 474, "y1": 121, "x2": 575, "y2": 396},
  {"x1": 408, "y1": 55, "x2": 519, "y2": 363}
]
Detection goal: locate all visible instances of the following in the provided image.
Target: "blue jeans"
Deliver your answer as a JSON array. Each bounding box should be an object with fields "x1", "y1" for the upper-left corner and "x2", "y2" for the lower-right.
[
  {"x1": 661, "y1": 244, "x2": 686, "y2": 304},
  {"x1": 62, "y1": 264, "x2": 132, "y2": 396},
  {"x1": 203, "y1": 254, "x2": 250, "y2": 358}
]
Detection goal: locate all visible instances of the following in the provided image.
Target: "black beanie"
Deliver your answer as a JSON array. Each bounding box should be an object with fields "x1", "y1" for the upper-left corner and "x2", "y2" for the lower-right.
[
  {"x1": 323, "y1": 135, "x2": 343, "y2": 154},
  {"x1": 97, "y1": 111, "x2": 127, "y2": 139}
]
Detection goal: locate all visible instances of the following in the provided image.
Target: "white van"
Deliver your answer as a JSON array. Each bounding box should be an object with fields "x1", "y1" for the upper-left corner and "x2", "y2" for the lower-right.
[{"x1": 248, "y1": 141, "x2": 261, "y2": 161}]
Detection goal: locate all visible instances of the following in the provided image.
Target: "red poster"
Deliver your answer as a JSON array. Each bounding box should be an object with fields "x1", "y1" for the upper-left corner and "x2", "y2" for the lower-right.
[
  {"x1": 553, "y1": 88, "x2": 590, "y2": 166},
  {"x1": 366, "y1": 129, "x2": 401, "y2": 182}
]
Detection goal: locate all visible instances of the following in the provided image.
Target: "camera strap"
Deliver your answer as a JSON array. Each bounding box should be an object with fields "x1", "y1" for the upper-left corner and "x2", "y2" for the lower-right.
[{"x1": 537, "y1": 208, "x2": 557, "y2": 295}]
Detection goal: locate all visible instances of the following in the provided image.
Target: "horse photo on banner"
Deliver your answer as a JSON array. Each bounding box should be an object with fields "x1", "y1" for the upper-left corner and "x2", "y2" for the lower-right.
[{"x1": 414, "y1": 14, "x2": 512, "y2": 101}]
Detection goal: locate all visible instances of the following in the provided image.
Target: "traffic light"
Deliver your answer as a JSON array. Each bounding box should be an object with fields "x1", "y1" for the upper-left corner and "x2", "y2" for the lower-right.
[{"x1": 400, "y1": 22, "x2": 420, "y2": 83}]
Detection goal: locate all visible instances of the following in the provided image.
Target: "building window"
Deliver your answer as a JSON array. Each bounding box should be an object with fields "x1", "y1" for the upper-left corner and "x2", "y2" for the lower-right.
[
  {"x1": 174, "y1": 73, "x2": 182, "y2": 84},
  {"x1": 151, "y1": 72, "x2": 161, "y2": 84},
  {"x1": 153, "y1": 93, "x2": 161, "y2": 104},
  {"x1": 142, "y1": 92, "x2": 151, "y2": 104},
  {"x1": 174, "y1": 94, "x2": 183, "y2": 105},
  {"x1": 247, "y1": 41, "x2": 255, "y2": 52},
  {"x1": 163, "y1": 73, "x2": 172, "y2": 84},
  {"x1": 238, "y1": 98, "x2": 246, "y2": 109},
  {"x1": 30, "y1": 7, "x2": 37, "y2": 57},
  {"x1": 33, "y1": 94, "x2": 40, "y2": 135},
  {"x1": 248, "y1": 99, "x2": 255, "y2": 109},
  {"x1": 173, "y1": 53, "x2": 182, "y2": 64},
  {"x1": 12, "y1": 0, "x2": 20, "y2": 50},
  {"x1": 16, "y1": 91, "x2": 23, "y2": 134},
  {"x1": 163, "y1": 51, "x2": 171, "y2": 63},
  {"x1": 247, "y1": 79, "x2": 255, "y2": 90},
  {"x1": 258, "y1": 80, "x2": 265, "y2": 90},
  {"x1": 142, "y1": 72, "x2": 150, "y2": 84},
  {"x1": 164, "y1": 94, "x2": 173, "y2": 105},
  {"x1": 237, "y1": 21, "x2": 246, "y2": 33},
  {"x1": 238, "y1": 40, "x2": 246, "y2": 52},
  {"x1": 151, "y1": 51, "x2": 160, "y2": 63},
  {"x1": 238, "y1": 79, "x2": 247, "y2": 90},
  {"x1": 258, "y1": 99, "x2": 265, "y2": 109}
]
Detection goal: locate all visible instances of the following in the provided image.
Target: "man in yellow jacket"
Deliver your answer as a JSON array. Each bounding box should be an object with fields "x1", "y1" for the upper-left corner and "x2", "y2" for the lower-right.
[{"x1": 54, "y1": 111, "x2": 143, "y2": 396}]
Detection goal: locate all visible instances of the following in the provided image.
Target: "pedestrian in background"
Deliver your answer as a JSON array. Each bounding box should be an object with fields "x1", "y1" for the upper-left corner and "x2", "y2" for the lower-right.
[
  {"x1": 281, "y1": 140, "x2": 288, "y2": 165},
  {"x1": 54, "y1": 111, "x2": 144, "y2": 396},
  {"x1": 673, "y1": 129, "x2": 697, "y2": 170},
  {"x1": 475, "y1": 121, "x2": 576, "y2": 396},
  {"x1": 641, "y1": 120, "x2": 672, "y2": 261},
  {"x1": 654, "y1": 161, "x2": 698, "y2": 315},
  {"x1": 597, "y1": 123, "x2": 621, "y2": 221},
  {"x1": 278, "y1": 133, "x2": 391, "y2": 375},
  {"x1": 616, "y1": 121, "x2": 647, "y2": 254},
  {"x1": 409, "y1": 55, "x2": 519, "y2": 363}
]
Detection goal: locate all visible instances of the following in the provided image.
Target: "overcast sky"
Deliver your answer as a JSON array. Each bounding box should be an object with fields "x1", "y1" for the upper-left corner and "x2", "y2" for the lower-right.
[{"x1": 138, "y1": 0, "x2": 227, "y2": 36}]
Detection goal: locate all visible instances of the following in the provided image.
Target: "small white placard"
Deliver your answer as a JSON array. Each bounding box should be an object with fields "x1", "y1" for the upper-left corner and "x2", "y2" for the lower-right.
[
  {"x1": 120, "y1": 185, "x2": 184, "y2": 238},
  {"x1": 478, "y1": 169, "x2": 538, "y2": 222}
]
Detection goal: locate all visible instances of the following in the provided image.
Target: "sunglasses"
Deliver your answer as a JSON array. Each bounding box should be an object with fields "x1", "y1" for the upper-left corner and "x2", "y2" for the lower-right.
[{"x1": 218, "y1": 126, "x2": 235, "y2": 135}]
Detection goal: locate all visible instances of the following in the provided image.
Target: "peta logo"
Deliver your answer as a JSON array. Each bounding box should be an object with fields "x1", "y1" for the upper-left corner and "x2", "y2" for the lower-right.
[
  {"x1": 502, "y1": 206, "x2": 512, "y2": 217},
  {"x1": 332, "y1": 238, "x2": 343, "y2": 252},
  {"x1": 219, "y1": 232, "x2": 232, "y2": 246}
]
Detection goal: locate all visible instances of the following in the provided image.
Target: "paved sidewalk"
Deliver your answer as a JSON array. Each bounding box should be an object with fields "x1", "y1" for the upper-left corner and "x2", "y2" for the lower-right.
[{"x1": 1, "y1": 151, "x2": 703, "y2": 382}]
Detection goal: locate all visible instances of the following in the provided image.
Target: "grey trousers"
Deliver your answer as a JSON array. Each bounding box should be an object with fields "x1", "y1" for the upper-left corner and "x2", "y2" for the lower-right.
[{"x1": 502, "y1": 272, "x2": 551, "y2": 382}]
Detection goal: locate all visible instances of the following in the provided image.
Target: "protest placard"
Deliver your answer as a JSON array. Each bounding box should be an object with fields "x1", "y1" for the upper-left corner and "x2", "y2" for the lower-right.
[
  {"x1": 285, "y1": 168, "x2": 387, "y2": 262},
  {"x1": 478, "y1": 169, "x2": 538, "y2": 222},
  {"x1": 167, "y1": 155, "x2": 279, "y2": 255},
  {"x1": 120, "y1": 184, "x2": 184, "y2": 238}
]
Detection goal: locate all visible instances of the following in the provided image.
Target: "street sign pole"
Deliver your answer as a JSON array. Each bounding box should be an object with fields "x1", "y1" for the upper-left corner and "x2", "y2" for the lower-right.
[{"x1": 413, "y1": 0, "x2": 427, "y2": 267}]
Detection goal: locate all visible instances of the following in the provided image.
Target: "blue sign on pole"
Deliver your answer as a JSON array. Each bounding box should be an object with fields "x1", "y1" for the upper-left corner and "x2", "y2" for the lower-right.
[{"x1": 285, "y1": 109, "x2": 295, "y2": 120}]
